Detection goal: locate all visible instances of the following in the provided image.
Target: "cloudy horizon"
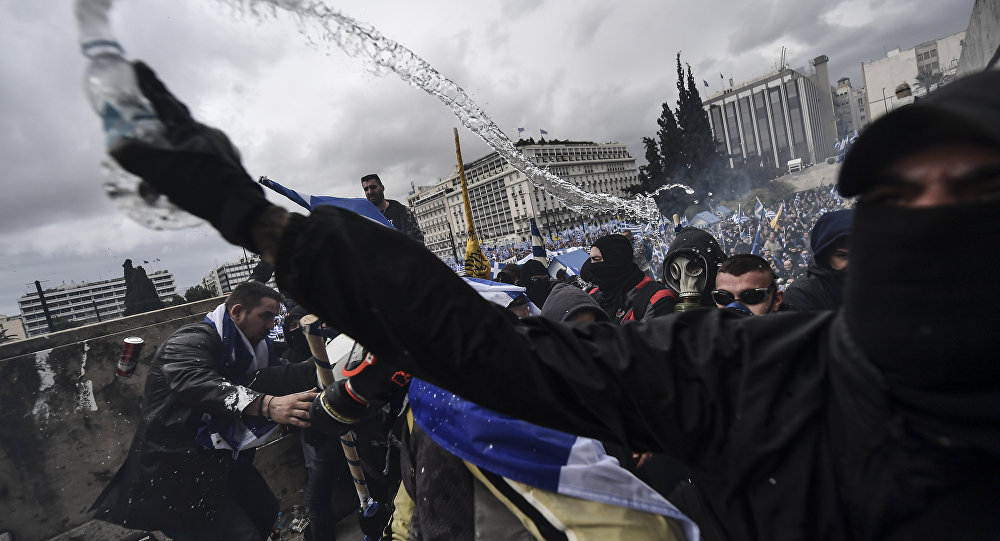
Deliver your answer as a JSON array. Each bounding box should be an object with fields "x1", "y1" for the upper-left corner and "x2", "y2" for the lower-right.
[{"x1": 0, "y1": 0, "x2": 972, "y2": 317}]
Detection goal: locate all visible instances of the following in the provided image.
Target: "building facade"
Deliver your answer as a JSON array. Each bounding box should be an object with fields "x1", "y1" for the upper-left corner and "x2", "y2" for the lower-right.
[
  {"x1": 407, "y1": 141, "x2": 641, "y2": 261},
  {"x1": 201, "y1": 254, "x2": 278, "y2": 296},
  {"x1": 0, "y1": 314, "x2": 26, "y2": 343},
  {"x1": 703, "y1": 55, "x2": 839, "y2": 170},
  {"x1": 833, "y1": 77, "x2": 868, "y2": 135},
  {"x1": 862, "y1": 32, "x2": 965, "y2": 122},
  {"x1": 957, "y1": 0, "x2": 1000, "y2": 76},
  {"x1": 17, "y1": 272, "x2": 176, "y2": 337}
]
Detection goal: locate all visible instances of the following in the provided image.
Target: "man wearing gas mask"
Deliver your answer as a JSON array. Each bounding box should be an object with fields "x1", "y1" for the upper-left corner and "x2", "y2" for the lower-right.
[
  {"x1": 661, "y1": 227, "x2": 727, "y2": 312},
  {"x1": 111, "y1": 63, "x2": 1000, "y2": 539}
]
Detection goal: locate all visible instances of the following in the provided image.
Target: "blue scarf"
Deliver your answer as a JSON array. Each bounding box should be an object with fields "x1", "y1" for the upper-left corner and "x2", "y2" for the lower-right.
[{"x1": 195, "y1": 304, "x2": 280, "y2": 455}]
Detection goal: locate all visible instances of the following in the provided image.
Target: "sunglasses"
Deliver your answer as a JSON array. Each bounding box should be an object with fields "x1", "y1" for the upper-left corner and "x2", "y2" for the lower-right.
[{"x1": 712, "y1": 286, "x2": 773, "y2": 306}]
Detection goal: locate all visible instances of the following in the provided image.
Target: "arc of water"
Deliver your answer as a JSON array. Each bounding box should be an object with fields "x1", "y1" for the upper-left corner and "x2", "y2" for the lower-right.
[{"x1": 243, "y1": 0, "x2": 692, "y2": 223}]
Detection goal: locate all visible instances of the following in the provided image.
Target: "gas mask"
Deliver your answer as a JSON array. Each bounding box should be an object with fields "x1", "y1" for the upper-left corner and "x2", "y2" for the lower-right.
[{"x1": 666, "y1": 254, "x2": 707, "y2": 311}]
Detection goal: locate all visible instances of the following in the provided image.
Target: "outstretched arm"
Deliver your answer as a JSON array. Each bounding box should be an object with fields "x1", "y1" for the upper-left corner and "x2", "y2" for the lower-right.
[{"x1": 109, "y1": 62, "x2": 759, "y2": 466}]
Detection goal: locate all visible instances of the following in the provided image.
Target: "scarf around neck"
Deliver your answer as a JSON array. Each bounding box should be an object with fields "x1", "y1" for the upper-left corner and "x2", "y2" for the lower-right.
[{"x1": 196, "y1": 303, "x2": 280, "y2": 456}]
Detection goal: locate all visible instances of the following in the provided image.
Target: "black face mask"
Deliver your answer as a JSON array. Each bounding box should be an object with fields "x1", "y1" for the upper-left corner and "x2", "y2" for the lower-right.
[
  {"x1": 845, "y1": 200, "x2": 1000, "y2": 390},
  {"x1": 587, "y1": 260, "x2": 644, "y2": 293},
  {"x1": 844, "y1": 200, "x2": 1000, "y2": 456}
]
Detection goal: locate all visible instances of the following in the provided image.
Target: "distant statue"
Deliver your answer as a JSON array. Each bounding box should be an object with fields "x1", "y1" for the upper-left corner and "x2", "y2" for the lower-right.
[{"x1": 122, "y1": 259, "x2": 164, "y2": 316}]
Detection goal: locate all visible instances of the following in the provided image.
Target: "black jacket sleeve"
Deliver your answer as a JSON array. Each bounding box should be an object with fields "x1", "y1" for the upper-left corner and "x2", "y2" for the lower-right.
[
  {"x1": 155, "y1": 324, "x2": 263, "y2": 419},
  {"x1": 274, "y1": 206, "x2": 830, "y2": 465}
]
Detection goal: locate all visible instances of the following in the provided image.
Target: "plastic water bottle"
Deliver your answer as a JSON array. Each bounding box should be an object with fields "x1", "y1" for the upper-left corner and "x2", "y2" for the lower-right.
[
  {"x1": 74, "y1": 0, "x2": 200, "y2": 229},
  {"x1": 76, "y1": 0, "x2": 165, "y2": 151}
]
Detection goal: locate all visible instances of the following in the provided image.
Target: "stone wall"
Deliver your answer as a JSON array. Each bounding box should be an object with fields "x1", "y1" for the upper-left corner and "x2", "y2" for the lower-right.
[{"x1": 0, "y1": 298, "x2": 307, "y2": 541}]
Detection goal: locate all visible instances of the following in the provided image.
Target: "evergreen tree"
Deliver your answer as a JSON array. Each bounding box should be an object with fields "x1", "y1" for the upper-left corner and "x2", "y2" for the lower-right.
[
  {"x1": 636, "y1": 136, "x2": 663, "y2": 192},
  {"x1": 185, "y1": 284, "x2": 215, "y2": 303},
  {"x1": 657, "y1": 102, "x2": 682, "y2": 181}
]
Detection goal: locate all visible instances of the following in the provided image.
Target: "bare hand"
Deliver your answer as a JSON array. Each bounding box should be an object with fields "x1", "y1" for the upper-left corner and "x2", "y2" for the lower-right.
[
  {"x1": 268, "y1": 389, "x2": 319, "y2": 427},
  {"x1": 633, "y1": 451, "x2": 653, "y2": 469}
]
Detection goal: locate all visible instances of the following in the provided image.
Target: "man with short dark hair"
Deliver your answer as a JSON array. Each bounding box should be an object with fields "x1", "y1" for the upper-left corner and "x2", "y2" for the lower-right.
[
  {"x1": 713, "y1": 254, "x2": 784, "y2": 315},
  {"x1": 91, "y1": 281, "x2": 318, "y2": 540},
  {"x1": 361, "y1": 173, "x2": 424, "y2": 243}
]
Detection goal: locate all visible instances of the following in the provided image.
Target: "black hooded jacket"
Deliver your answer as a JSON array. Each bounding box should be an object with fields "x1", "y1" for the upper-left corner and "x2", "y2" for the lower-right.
[
  {"x1": 785, "y1": 209, "x2": 852, "y2": 311},
  {"x1": 663, "y1": 227, "x2": 727, "y2": 306},
  {"x1": 274, "y1": 197, "x2": 1000, "y2": 540}
]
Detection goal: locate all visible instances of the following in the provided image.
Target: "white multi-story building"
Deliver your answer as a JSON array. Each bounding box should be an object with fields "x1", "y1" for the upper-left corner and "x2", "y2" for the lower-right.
[
  {"x1": 703, "y1": 55, "x2": 839, "y2": 169},
  {"x1": 862, "y1": 31, "x2": 965, "y2": 122},
  {"x1": 407, "y1": 141, "x2": 641, "y2": 261},
  {"x1": 833, "y1": 77, "x2": 868, "y2": 135},
  {"x1": 202, "y1": 254, "x2": 278, "y2": 296},
  {"x1": 17, "y1": 271, "x2": 176, "y2": 337}
]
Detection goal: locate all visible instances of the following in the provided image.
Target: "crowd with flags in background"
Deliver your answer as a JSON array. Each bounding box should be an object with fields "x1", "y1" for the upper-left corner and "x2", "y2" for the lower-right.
[{"x1": 442, "y1": 184, "x2": 852, "y2": 288}]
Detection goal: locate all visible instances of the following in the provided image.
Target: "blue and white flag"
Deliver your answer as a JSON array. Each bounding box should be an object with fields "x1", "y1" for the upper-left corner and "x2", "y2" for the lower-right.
[
  {"x1": 409, "y1": 379, "x2": 697, "y2": 540},
  {"x1": 517, "y1": 127, "x2": 525, "y2": 134},
  {"x1": 529, "y1": 219, "x2": 547, "y2": 261},
  {"x1": 259, "y1": 176, "x2": 392, "y2": 228},
  {"x1": 622, "y1": 223, "x2": 643, "y2": 236},
  {"x1": 540, "y1": 129, "x2": 549, "y2": 135},
  {"x1": 462, "y1": 276, "x2": 540, "y2": 315},
  {"x1": 753, "y1": 198, "x2": 766, "y2": 222}
]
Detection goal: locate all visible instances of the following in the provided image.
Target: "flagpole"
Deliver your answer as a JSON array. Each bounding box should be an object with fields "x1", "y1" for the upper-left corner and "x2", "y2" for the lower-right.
[{"x1": 454, "y1": 128, "x2": 489, "y2": 279}]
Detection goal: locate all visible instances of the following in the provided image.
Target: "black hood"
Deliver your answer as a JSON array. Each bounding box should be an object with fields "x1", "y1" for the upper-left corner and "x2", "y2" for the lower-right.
[
  {"x1": 810, "y1": 209, "x2": 853, "y2": 268},
  {"x1": 540, "y1": 282, "x2": 610, "y2": 323},
  {"x1": 664, "y1": 227, "x2": 727, "y2": 305}
]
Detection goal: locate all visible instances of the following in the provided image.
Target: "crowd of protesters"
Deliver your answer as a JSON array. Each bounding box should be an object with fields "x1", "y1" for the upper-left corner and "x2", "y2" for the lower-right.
[{"x1": 90, "y1": 60, "x2": 1000, "y2": 541}]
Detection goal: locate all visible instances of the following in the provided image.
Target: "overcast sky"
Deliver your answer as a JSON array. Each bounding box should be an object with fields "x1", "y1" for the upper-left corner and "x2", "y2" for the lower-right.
[{"x1": 0, "y1": 0, "x2": 972, "y2": 316}]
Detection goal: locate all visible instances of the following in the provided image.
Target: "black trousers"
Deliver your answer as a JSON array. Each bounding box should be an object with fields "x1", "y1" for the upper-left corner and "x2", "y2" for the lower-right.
[{"x1": 162, "y1": 459, "x2": 278, "y2": 541}]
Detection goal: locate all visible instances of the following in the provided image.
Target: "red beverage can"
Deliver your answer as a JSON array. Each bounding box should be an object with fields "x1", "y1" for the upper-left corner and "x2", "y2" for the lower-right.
[{"x1": 116, "y1": 337, "x2": 144, "y2": 377}]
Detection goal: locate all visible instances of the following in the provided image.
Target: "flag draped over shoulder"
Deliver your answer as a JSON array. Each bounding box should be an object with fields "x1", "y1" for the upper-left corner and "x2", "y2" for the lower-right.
[{"x1": 258, "y1": 176, "x2": 392, "y2": 228}]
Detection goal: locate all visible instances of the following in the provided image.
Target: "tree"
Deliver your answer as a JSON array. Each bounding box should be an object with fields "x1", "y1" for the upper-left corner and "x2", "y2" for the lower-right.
[
  {"x1": 915, "y1": 70, "x2": 944, "y2": 94},
  {"x1": 635, "y1": 137, "x2": 664, "y2": 194},
  {"x1": 657, "y1": 102, "x2": 682, "y2": 181},
  {"x1": 675, "y1": 58, "x2": 721, "y2": 196},
  {"x1": 162, "y1": 294, "x2": 187, "y2": 307},
  {"x1": 49, "y1": 316, "x2": 84, "y2": 332},
  {"x1": 185, "y1": 284, "x2": 216, "y2": 303},
  {"x1": 122, "y1": 259, "x2": 164, "y2": 316}
]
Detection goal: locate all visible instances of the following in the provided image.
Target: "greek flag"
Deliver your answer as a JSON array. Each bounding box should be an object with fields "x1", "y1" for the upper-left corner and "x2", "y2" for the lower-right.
[
  {"x1": 753, "y1": 198, "x2": 766, "y2": 222},
  {"x1": 462, "y1": 276, "x2": 539, "y2": 315},
  {"x1": 258, "y1": 176, "x2": 392, "y2": 228},
  {"x1": 409, "y1": 379, "x2": 697, "y2": 540},
  {"x1": 622, "y1": 223, "x2": 643, "y2": 236}
]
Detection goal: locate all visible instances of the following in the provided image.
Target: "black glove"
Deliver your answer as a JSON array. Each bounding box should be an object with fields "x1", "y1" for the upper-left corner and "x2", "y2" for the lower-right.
[
  {"x1": 110, "y1": 62, "x2": 271, "y2": 251},
  {"x1": 309, "y1": 380, "x2": 370, "y2": 437}
]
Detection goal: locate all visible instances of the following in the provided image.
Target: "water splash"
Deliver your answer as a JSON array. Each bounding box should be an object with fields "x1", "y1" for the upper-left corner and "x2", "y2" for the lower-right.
[{"x1": 227, "y1": 0, "x2": 691, "y2": 223}]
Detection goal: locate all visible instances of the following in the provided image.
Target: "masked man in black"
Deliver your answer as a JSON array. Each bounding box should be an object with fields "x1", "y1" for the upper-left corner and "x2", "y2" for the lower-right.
[{"x1": 110, "y1": 63, "x2": 1000, "y2": 540}]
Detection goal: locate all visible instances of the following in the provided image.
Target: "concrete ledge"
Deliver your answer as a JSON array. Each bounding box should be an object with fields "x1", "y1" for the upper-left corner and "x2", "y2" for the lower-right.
[{"x1": 0, "y1": 298, "x2": 309, "y2": 541}]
